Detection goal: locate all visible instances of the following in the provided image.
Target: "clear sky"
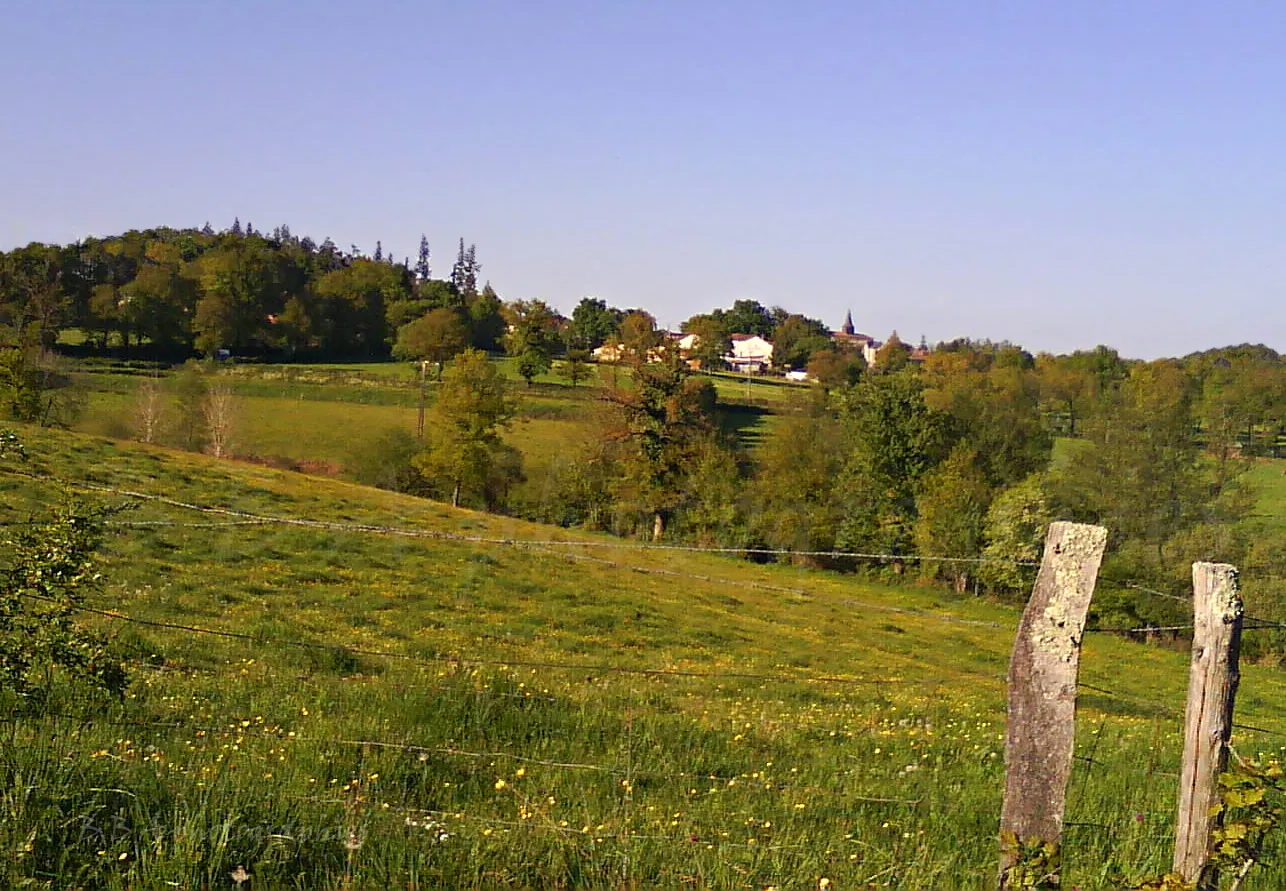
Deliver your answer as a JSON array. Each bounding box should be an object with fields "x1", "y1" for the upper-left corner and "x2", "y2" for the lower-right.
[{"x1": 3, "y1": 1, "x2": 1284, "y2": 358}]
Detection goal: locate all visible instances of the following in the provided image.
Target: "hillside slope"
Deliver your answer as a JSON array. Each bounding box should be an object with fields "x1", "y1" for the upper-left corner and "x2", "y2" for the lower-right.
[{"x1": 4, "y1": 426, "x2": 1286, "y2": 890}]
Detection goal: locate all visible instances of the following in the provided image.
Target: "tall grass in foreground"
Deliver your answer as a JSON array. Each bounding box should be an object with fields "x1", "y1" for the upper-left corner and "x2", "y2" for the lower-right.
[{"x1": 9, "y1": 658, "x2": 1276, "y2": 890}]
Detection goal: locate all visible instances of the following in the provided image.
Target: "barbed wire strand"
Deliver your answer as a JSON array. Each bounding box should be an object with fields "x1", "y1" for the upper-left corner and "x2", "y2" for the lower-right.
[
  {"x1": 10, "y1": 470, "x2": 1286, "y2": 739},
  {"x1": 5, "y1": 709, "x2": 928, "y2": 795},
  {"x1": 526, "y1": 543, "x2": 1008, "y2": 631},
  {"x1": 292, "y1": 796, "x2": 814, "y2": 850},
  {"x1": 0, "y1": 466, "x2": 1037, "y2": 566},
  {"x1": 25, "y1": 589, "x2": 1237, "y2": 737},
  {"x1": 14, "y1": 590, "x2": 921, "y2": 688}
]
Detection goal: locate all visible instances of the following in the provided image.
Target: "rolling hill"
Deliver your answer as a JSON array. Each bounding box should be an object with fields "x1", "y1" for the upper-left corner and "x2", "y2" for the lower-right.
[{"x1": 4, "y1": 425, "x2": 1286, "y2": 889}]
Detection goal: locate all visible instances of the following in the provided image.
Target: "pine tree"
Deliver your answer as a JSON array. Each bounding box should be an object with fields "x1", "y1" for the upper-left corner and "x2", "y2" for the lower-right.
[
  {"x1": 451, "y1": 238, "x2": 468, "y2": 294},
  {"x1": 230, "y1": 217, "x2": 243, "y2": 237},
  {"x1": 464, "y1": 244, "x2": 479, "y2": 296},
  {"x1": 415, "y1": 235, "x2": 431, "y2": 280},
  {"x1": 448, "y1": 239, "x2": 480, "y2": 297},
  {"x1": 374, "y1": 240, "x2": 384, "y2": 263},
  {"x1": 201, "y1": 221, "x2": 215, "y2": 236}
]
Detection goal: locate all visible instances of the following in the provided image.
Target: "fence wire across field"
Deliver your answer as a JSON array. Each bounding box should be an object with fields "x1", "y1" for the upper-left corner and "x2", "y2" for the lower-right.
[
  {"x1": 289, "y1": 796, "x2": 820, "y2": 853},
  {"x1": 11, "y1": 470, "x2": 1286, "y2": 764},
  {"x1": 28, "y1": 588, "x2": 1279, "y2": 746},
  {"x1": 9, "y1": 708, "x2": 926, "y2": 792},
  {"x1": 12, "y1": 467, "x2": 1286, "y2": 725},
  {"x1": 15, "y1": 589, "x2": 937, "y2": 689},
  {"x1": 4, "y1": 709, "x2": 919, "y2": 873},
  {"x1": 3, "y1": 467, "x2": 1024, "y2": 633},
  {"x1": 0, "y1": 465, "x2": 1039, "y2": 566},
  {"x1": 524, "y1": 542, "x2": 1010, "y2": 630}
]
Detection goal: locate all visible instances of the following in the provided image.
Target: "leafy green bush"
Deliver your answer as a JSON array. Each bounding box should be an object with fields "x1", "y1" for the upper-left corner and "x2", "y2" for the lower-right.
[{"x1": 0, "y1": 430, "x2": 127, "y2": 704}]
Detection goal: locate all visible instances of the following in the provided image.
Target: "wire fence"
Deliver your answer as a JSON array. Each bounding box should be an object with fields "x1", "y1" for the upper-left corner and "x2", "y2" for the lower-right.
[
  {"x1": 12, "y1": 466, "x2": 1285, "y2": 638},
  {"x1": 0, "y1": 464, "x2": 1037, "y2": 565},
  {"x1": 9, "y1": 458, "x2": 1286, "y2": 879},
  {"x1": 9, "y1": 465, "x2": 1286, "y2": 702},
  {"x1": 17, "y1": 581, "x2": 1286, "y2": 750}
]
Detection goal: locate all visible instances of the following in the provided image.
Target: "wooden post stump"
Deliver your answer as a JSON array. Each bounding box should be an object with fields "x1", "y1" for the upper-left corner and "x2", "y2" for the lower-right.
[
  {"x1": 998, "y1": 522, "x2": 1107, "y2": 890},
  {"x1": 1173, "y1": 562, "x2": 1242, "y2": 889}
]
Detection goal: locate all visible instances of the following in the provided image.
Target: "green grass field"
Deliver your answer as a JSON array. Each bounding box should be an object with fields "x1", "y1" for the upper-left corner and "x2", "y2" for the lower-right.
[
  {"x1": 1245, "y1": 460, "x2": 1286, "y2": 534},
  {"x1": 6, "y1": 424, "x2": 1286, "y2": 889},
  {"x1": 68, "y1": 361, "x2": 605, "y2": 473},
  {"x1": 66, "y1": 358, "x2": 785, "y2": 487}
]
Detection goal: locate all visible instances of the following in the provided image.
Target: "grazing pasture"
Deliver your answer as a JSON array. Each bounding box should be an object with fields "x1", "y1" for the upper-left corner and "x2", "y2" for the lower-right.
[{"x1": 5, "y1": 426, "x2": 1286, "y2": 889}]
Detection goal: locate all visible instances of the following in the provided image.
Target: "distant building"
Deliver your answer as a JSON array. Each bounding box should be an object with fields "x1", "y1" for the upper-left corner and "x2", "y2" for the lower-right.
[
  {"x1": 591, "y1": 343, "x2": 624, "y2": 362},
  {"x1": 830, "y1": 311, "x2": 881, "y2": 365},
  {"x1": 726, "y1": 334, "x2": 774, "y2": 373},
  {"x1": 591, "y1": 342, "x2": 668, "y2": 363}
]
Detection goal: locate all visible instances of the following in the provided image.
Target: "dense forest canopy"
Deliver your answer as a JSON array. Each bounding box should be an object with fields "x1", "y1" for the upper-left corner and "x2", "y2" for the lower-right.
[{"x1": 0, "y1": 224, "x2": 502, "y2": 360}]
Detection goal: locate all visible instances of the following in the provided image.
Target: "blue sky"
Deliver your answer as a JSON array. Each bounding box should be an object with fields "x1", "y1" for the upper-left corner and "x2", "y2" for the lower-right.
[{"x1": 3, "y1": 1, "x2": 1284, "y2": 358}]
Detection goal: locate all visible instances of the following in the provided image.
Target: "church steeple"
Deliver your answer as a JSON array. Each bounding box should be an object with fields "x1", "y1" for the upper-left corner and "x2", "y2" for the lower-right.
[{"x1": 841, "y1": 310, "x2": 855, "y2": 336}]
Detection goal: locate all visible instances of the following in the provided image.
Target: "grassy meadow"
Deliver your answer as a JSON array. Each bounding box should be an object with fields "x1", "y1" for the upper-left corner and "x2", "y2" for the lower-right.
[
  {"x1": 5, "y1": 420, "x2": 1286, "y2": 889},
  {"x1": 66, "y1": 358, "x2": 787, "y2": 507}
]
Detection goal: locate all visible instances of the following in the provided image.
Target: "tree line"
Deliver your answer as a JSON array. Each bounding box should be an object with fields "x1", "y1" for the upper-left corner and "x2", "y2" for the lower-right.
[{"x1": 0, "y1": 223, "x2": 504, "y2": 360}]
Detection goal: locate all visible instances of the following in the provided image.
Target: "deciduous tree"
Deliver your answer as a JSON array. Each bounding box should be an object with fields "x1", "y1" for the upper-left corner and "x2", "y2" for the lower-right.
[
  {"x1": 504, "y1": 299, "x2": 558, "y2": 386},
  {"x1": 871, "y1": 332, "x2": 911, "y2": 373},
  {"x1": 751, "y1": 395, "x2": 846, "y2": 561},
  {"x1": 680, "y1": 314, "x2": 731, "y2": 371},
  {"x1": 618, "y1": 310, "x2": 664, "y2": 364},
  {"x1": 602, "y1": 350, "x2": 718, "y2": 539},
  {"x1": 921, "y1": 350, "x2": 1052, "y2": 487},
  {"x1": 412, "y1": 349, "x2": 519, "y2": 507},
  {"x1": 714, "y1": 299, "x2": 774, "y2": 338},
  {"x1": 467, "y1": 283, "x2": 506, "y2": 352},
  {"x1": 979, "y1": 474, "x2": 1051, "y2": 595},
  {"x1": 202, "y1": 383, "x2": 237, "y2": 458},
  {"x1": 806, "y1": 348, "x2": 864, "y2": 390},
  {"x1": 393, "y1": 308, "x2": 468, "y2": 378},
  {"x1": 913, "y1": 445, "x2": 992, "y2": 592},
  {"x1": 836, "y1": 369, "x2": 953, "y2": 558},
  {"x1": 769, "y1": 314, "x2": 831, "y2": 370},
  {"x1": 278, "y1": 295, "x2": 314, "y2": 357},
  {"x1": 313, "y1": 259, "x2": 406, "y2": 357},
  {"x1": 567, "y1": 298, "x2": 622, "y2": 351},
  {"x1": 558, "y1": 349, "x2": 592, "y2": 386},
  {"x1": 1052, "y1": 361, "x2": 1247, "y2": 563}
]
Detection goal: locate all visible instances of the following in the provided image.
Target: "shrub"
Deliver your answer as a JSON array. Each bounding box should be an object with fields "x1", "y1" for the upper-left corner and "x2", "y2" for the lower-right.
[
  {"x1": 345, "y1": 426, "x2": 426, "y2": 494},
  {"x1": 0, "y1": 431, "x2": 128, "y2": 704}
]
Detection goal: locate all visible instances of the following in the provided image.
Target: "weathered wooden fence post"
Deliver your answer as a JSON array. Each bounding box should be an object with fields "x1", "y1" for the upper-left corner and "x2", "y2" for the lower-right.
[
  {"x1": 998, "y1": 522, "x2": 1107, "y2": 890},
  {"x1": 1173, "y1": 562, "x2": 1243, "y2": 889}
]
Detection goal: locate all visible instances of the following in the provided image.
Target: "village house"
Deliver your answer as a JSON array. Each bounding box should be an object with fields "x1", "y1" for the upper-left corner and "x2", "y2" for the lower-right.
[
  {"x1": 591, "y1": 342, "x2": 669, "y2": 363},
  {"x1": 675, "y1": 332, "x2": 699, "y2": 353},
  {"x1": 670, "y1": 331, "x2": 774, "y2": 372},
  {"x1": 726, "y1": 334, "x2": 773, "y2": 373}
]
